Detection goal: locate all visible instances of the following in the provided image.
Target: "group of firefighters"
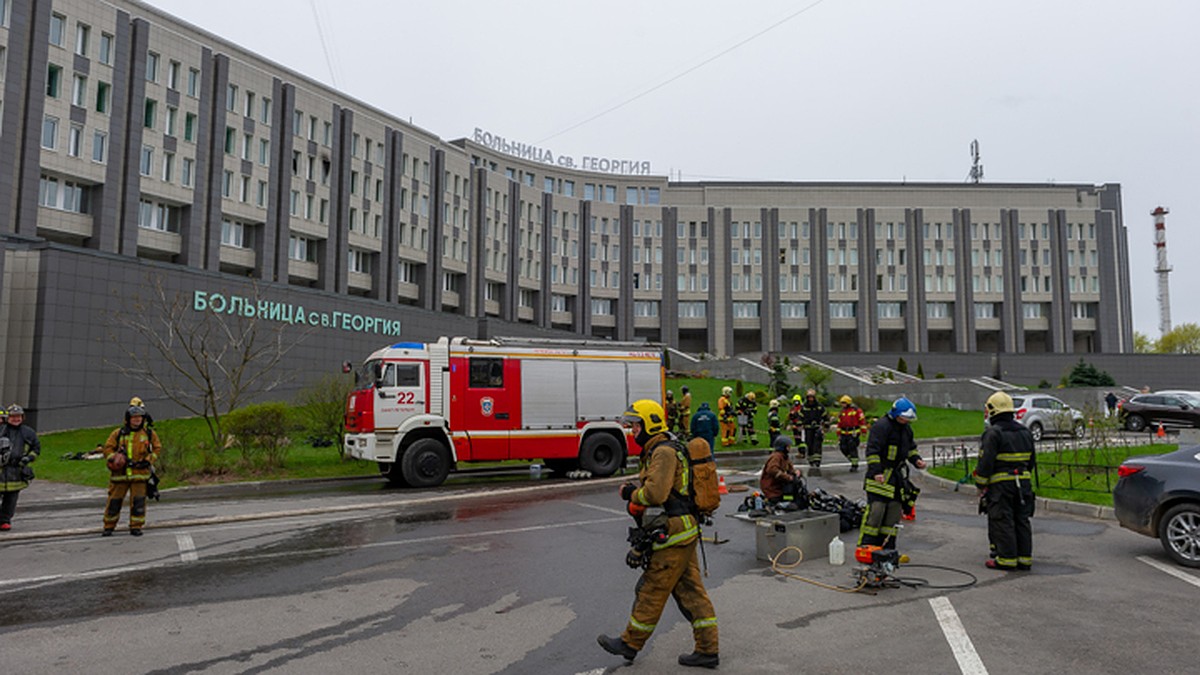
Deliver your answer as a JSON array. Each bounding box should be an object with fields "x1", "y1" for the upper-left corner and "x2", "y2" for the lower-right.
[{"x1": 602, "y1": 385, "x2": 1037, "y2": 668}]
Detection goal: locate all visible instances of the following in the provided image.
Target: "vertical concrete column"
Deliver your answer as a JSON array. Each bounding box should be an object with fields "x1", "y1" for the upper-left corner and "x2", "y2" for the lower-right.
[
  {"x1": 536, "y1": 192, "x2": 554, "y2": 327},
  {"x1": 201, "y1": 53, "x2": 230, "y2": 272},
  {"x1": 705, "y1": 207, "x2": 719, "y2": 355},
  {"x1": 427, "y1": 147, "x2": 446, "y2": 311},
  {"x1": 261, "y1": 79, "x2": 294, "y2": 282},
  {"x1": 115, "y1": 18, "x2": 152, "y2": 256},
  {"x1": 998, "y1": 210, "x2": 1024, "y2": 353},
  {"x1": 470, "y1": 167, "x2": 490, "y2": 319},
  {"x1": 1048, "y1": 208, "x2": 1071, "y2": 352},
  {"x1": 1094, "y1": 185, "x2": 1128, "y2": 352},
  {"x1": 376, "y1": 127, "x2": 403, "y2": 302},
  {"x1": 615, "y1": 205, "x2": 635, "y2": 341},
  {"x1": 857, "y1": 208, "x2": 877, "y2": 352},
  {"x1": 904, "y1": 209, "x2": 927, "y2": 352},
  {"x1": 715, "y1": 207, "x2": 734, "y2": 357},
  {"x1": 761, "y1": 207, "x2": 781, "y2": 353},
  {"x1": 810, "y1": 208, "x2": 829, "y2": 352},
  {"x1": 1, "y1": 0, "x2": 53, "y2": 239},
  {"x1": 659, "y1": 206, "x2": 679, "y2": 348},
  {"x1": 576, "y1": 200, "x2": 592, "y2": 335},
  {"x1": 952, "y1": 208, "x2": 977, "y2": 353},
  {"x1": 322, "y1": 105, "x2": 349, "y2": 294}
]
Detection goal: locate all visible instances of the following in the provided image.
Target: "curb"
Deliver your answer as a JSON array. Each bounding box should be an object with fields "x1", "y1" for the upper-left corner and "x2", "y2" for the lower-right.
[{"x1": 912, "y1": 470, "x2": 1116, "y2": 520}]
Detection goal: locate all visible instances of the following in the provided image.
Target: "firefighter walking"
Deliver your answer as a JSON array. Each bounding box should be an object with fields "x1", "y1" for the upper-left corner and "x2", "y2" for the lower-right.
[
  {"x1": 859, "y1": 398, "x2": 926, "y2": 549},
  {"x1": 101, "y1": 404, "x2": 161, "y2": 536},
  {"x1": 665, "y1": 390, "x2": 680, "y2": 433},
  {"x1": 766, "y1": 399, "x2": 783, "y2": 446},
  {"x1": 835, "y1": 395, "x2": 866, "y2": 472},
  {"x1": 599, "y1": 399, "x2": 719, "y2": 669},
  {"x1": 679, "y1": 386, "x2": 692, "y2": 436},
  {"x1": 800, "y1": 390, "x2": 827, "y2": 469},
  {"x1": 717, "y1": 387, "x2": 736, "y2": 447},
  {"x1": 975, "y1": 391, "x2": 1035, "y2": 571},
  {"x1": 788, "y1": 394, "x2": 805, "y2": 454}
]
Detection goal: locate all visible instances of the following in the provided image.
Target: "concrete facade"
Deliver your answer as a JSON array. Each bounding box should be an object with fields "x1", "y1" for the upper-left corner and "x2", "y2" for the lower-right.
[{"x1": 0, "y1": 0, "x2": 1137, "y2": 427}]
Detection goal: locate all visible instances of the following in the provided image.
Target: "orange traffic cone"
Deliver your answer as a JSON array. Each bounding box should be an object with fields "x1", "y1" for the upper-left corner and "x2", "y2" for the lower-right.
[
  {"x1": 718, "y1": 475, "x2": 729, "y2": 495},
  {"x1": 1156, "y1": 423, "x2": 1165, "y2": 439}
]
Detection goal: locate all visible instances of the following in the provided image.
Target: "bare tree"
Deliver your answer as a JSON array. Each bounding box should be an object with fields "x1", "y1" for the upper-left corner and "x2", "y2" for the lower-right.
[{"x1": 107, "y1": 274, "x2": 309, "y2": 448}]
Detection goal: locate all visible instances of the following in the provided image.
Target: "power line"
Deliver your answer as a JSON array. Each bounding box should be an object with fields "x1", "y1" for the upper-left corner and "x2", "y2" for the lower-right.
[
  {"x1": 310, "y1": 0, "x2": 340, "y2": 88},
  {"x1": 535, "y1": 0, "x2": 829, "y2": 145}
]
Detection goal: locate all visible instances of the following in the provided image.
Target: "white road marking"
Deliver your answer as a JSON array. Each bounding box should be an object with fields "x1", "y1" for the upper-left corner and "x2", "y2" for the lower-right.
[
  {"x1": 1137, "y1": 555, "x2": 1200, "y2": 589},
  {"x1": 176, "y1": 533, "x2": 198, "y2": 562},
  {"x1": 929, "y1": 596, "x2": 989, "y2": 675},
  {"x1": 571, "y1": 500, "x2": 627, "y2": 516},
  {"x1": 574, "y1": 670, "x2": 606, "y2": 675},
  {"x1": 0, "y1": 515, "x2": 626, "y2": 593}
]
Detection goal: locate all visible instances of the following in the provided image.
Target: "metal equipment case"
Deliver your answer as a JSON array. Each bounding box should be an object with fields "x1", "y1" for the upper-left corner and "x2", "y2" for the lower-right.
[{"x1": 755, "y1": 510, "x2": 840, "y2": 562}]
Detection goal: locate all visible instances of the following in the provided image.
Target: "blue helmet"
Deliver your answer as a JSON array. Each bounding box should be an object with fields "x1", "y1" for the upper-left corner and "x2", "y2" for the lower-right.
[{"x1": 888, "y1": 397, "x2": 917, "y2": 421}]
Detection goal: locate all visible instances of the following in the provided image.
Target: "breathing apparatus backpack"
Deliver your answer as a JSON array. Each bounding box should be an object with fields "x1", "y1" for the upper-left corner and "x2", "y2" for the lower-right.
[{"x1": 662, "y1": 435, "x2": 721, "y2": 519}]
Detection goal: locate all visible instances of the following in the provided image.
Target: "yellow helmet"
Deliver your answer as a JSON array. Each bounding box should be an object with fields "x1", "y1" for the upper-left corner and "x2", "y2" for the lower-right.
[
  {"x1": 985, "y1": 391, "x2": 1015, "y2": 416},
  {"x1": 722, "y1": 386, "x2": 733, "y2": 397},
  {"x1": 769, "y1": 399, "x2": 780, "y2": 409},
  {"x1": 746, "y1": 392, "x2": 756, "y2": 401},
  {"x1": 792, "y1": 394, "x2": 803, "y2": 402},
  {"x1": 623, "y1": 399, "x2": 668, "y2": 435},
  {"x1": 839, "y1": 395, "x2": 853, "y2": 406}
]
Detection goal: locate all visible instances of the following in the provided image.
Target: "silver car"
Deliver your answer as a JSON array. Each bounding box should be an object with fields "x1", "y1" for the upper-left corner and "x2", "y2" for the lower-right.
[{"x1": 1011, "y1": 394, "x2": 1085, "y2": 441}]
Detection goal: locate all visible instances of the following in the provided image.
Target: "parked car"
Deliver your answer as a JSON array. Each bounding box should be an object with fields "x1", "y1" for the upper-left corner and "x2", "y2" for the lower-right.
[
  {"x1": 1120, "y1": 393, "x2": 1200, "y2": 432},
  {"x1": 1113, "y1": 446, "x2": 1200, "y2": 567},
  {"x1": 1010, "y1": 394, "x2": 1084, "y2": 441}
]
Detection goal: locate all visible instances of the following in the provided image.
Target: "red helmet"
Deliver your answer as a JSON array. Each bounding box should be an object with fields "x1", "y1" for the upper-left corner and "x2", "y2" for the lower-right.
[{"x1": 107, "y1": 452, "x2": 127, "y2": 472}]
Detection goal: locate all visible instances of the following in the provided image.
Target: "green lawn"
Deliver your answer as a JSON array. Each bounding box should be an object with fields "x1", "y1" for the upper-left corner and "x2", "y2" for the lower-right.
[
  {"x1": 928, "y1": 442, "x2": 1178, "y2": 506},
  {"x1": 29, "y1": 416, "x2": 378, "y2": 489},
  {"x1": 667, "y1": 376, "x2": 984, "y2": 449}
]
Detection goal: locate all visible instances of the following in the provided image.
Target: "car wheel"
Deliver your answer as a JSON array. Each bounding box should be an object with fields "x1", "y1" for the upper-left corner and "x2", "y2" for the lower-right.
[
  {"x1": 579, "y1": 432, "x2": 624, "y2": 477},
  {"x1": 1073, "y1": 421, "x2": 1086, "y2": 439},
  {"x1": 1158, "y1": 503, "x2": 1200, "y2": 568},
  {"x1": 1125, "y1": 414, "x2": 1146, "y2": 432},
  {"x1": 400, "y1": 438, "x2": 452, "y2": 488},
  {"x1": 1029, "y1": 421, "x2": 1044, "y2": 442}
]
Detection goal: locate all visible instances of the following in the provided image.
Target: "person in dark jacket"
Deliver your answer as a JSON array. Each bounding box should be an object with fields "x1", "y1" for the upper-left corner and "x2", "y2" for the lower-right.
[
  {"x1": 975, "y1": 391, "x2": 1036, "y2": 571},
  {"x1": 760, "y1": 436, "x2": 804, "y2": 507},
  {"x1": 859, "y1": 398, "x2": 925, "y2": 549},
  {"x1": 0, "y1": 405, "x2": 40, "y2": 531},
  {"x1": 690, "y1": 402, "x2": 719, "y2": 452},
  {"x1": 800, "y1": 390, "x2": 827, "y2": 468}
]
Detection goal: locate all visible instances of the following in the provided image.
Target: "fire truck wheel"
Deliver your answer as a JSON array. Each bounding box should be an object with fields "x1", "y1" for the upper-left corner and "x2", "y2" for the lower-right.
[
  {"x1": 579, "y1": 433, "x2": 623, "y2": 477},
  {"x1": 400, "y1": 438, "x2": 451, "y2": 488},
  {"x1": 380, "y1": 462, "x2": 410, "y2": 487}
]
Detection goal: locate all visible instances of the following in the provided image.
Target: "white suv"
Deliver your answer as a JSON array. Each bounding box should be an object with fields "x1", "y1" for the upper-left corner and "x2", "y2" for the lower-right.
[{"x1": 1010, "y1": 394, "x2": 1085, "y2": 441}]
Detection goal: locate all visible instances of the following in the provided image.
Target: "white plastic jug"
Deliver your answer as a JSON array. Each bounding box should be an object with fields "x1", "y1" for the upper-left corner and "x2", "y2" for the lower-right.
[{"x1": 828, "y1": 536, "x2": 845, "y2": 566}]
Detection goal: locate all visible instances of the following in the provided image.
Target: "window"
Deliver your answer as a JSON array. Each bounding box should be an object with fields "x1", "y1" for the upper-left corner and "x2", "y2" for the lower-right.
[
  {"x1": 137, "y1": 199, "x2": 177, "y2": 232},
  {"x1": 38, "y1": 176, "x2": 88, "y2": 214},
  {"x1": 184, "y1": 113, "x2": 196, "y2": 142},
  {"x1": 187, "y1": 68, "x2": 200, "y2": 97},
  {"x1": 41, "y1": 116, "x2": 58, "y2": 149},
  {"x1": 223, "y1": 171, "x2": 234, "y2": 198},
  {"x1": 927, "y1": 302, "x2": 950, "y2": 319},
  {"x1": 139, "y1": 146, "x2": 153, "y2": 176},
  {"x1": 71, "y1": 74, "x2": 87, "y2": 106},
  {"x1": 468, "y1": 358, "x2": 505, "y2": 388},
  {"x1": 164, "y1": 106, "x2": 177, "y2": 136},
  {"x1": 877, "y1": 302, "x2": 903, "y2": 319},
  {"x1": 226, "y1": 84, "x2": 237, "y2": 112},
  {"x1": 244, "y1": 91, "x2": 255, "y2": 118},
  {"x1": 145, "y1": 51, "x2": 159, "y2": 82},
  {"x1": 49, "y1": 13, "x2": 65, "y2": 46},
  {"x1": 259, "y1": 138, "x2": 270, "y2": 165},
  {"x1": 348, "y1": 249, "x2": 372, "y2": 273},
  {"x1": 181, "y1": 157, "x2": 193, "y2": 186},
  {"x1": 161, "y1": 152, "x2": 174, "y2": 182},
  {"x1": 95, "y1": 81, "x2": 110, "y2": 113},
  {"x1": 91, "y1": 130, "x2": 106, "y2": 163},
  {"x1": 143, "y1": 99, "x2": 156, "y2": 129},
  {"x1": 260, "y1": 97, "x2": 272, "y2": 124},
  {"x1": 974, "y1": 302, "x2": 995, "y2": 319},
  {"x1": 733, "y1": 302, "x2": 760, "y2": 318},
  {"x1": 99, "y1": 33, "x2": 113, "y2": 65},
  {"x1": 167, "y1": 60, "x2": 180, "y2": 90},
  {"x1": 67, "y1": 125, "x2": 82, "y2": 157},
  {"x1": 289, "y1": 235, "x2": 317, "y2": 262},
  {"x1": 224, "y1": 126, "x2": 235, "y2": 154},
  {"x1": 830, "y1": 302, "x2": 857, "y2": 318},
  {"x1": 47, "y1": 64, "x2": 62, "y2": 97},
  {"x1": 1023, "y1": 303, "x2": 1042, "y2": 319},
  {"x1": 221, "y1": 219, "x2": 246, "y2": 247},
  {"x1": 75, "y1": 23, "x2": 90, "y2": 56}
]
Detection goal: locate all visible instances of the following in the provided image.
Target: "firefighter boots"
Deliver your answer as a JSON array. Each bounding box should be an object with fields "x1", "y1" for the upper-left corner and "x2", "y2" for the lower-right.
[
  {"x1": 679, "y1": 651, "x2": 720, "y2": 668},
  {"x1": 597, "y1": 634, "x2": 637, "y2": 661}
]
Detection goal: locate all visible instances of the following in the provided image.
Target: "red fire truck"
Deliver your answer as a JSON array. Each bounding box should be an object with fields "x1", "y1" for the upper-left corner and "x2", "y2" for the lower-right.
[{"x1": 343, "y1": 336, "x2": 665, "y2": 487}]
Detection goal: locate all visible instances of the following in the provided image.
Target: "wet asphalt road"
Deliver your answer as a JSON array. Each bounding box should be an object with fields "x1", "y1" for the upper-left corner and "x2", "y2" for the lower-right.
[{"x1": 0, "y1": 457, "x2": 1197, "y2": 674}]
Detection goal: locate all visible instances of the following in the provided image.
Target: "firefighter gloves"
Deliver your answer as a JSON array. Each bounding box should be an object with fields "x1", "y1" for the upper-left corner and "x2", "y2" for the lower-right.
[{"x1": 619, "y1": 482, "x2": 638, "y2": 501}]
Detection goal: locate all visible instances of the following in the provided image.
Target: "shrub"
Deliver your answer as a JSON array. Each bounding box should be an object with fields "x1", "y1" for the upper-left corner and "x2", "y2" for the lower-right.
[
  {"x1": 897, "y1": 357, "x2": 908, "y2": 374},
  {"x1": 1066, "y1": 359, "x2": 1116, "y2": 387},
  {"x1": 916, "y1": 363, "x2": 925, "y2": 379},
  {"x1": 294, "y1": 373, "x2": 354, "y2": 448},
  {"x1": 224, "y1": 402, "x2": 295, "y2": 468}
]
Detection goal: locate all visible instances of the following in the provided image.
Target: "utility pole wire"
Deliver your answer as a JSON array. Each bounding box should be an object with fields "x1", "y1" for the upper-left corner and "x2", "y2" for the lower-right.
[
  {"x1": 536, "y1": 0, "x2": 828, "y2": 146},
  {"x1": 310, "y1": 0, "x2": 340, "y2": 88}
]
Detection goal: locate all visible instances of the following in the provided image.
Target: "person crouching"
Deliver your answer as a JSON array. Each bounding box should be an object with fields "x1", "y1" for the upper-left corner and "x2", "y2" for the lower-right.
[{"x1": 760, "y1": 436, "x2": 805, "y2": 510}]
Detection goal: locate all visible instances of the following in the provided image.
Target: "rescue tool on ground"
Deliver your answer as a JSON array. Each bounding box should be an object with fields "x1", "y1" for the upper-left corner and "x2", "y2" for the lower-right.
[{"x1": 343, "y1": 336, "x2": 665, "y2": 488}]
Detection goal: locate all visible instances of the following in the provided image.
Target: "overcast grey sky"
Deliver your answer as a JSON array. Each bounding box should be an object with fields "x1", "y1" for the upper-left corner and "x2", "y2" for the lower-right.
[{"x1": 144, "y1": 0, "x2": 1199, "y2": 338}]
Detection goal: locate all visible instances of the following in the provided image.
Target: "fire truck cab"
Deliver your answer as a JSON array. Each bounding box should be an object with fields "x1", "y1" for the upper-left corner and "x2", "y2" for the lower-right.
[{"x1": 343, "y1": 336, "x2": 664, "y2": 487}]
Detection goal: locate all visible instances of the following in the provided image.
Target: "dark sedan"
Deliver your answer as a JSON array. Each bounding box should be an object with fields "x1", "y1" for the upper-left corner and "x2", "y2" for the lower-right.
[
  {"x1": 1120, "y1": 393, "x2": 1200, "y2": 432},
  {"x1": 1113, "y1": 446, "x2": 1200, "y2": 567}
]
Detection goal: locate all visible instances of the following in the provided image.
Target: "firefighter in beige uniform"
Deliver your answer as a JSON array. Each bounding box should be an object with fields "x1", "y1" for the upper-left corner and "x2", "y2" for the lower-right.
[
  {"x1": 101, "y1": 404, "x2": 161, "y2": 536},
  {"x1": 599, "y1": 399, "x2": 719, "y2": 669}
]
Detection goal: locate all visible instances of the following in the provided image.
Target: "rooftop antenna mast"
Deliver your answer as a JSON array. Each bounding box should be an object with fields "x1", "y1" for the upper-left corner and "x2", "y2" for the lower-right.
[
  {"x1": 968, "y1": 139, "x2": 984, "y2": 183},
  {"x1": 1152, "y1": 206, "x2": 1172, "y2": 336}
]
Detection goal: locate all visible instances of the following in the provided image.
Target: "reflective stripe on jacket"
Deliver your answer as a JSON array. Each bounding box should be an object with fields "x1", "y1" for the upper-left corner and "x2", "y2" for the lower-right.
[
  {"x1": 864, "y1": 416, "x2": 921, "y2": 499},
  {"x1": 974, "y1": 415, "x2": 1035, "y2": 487},
  {"x1": 631, "y1": 433, "x2": 699, "y2": 550}
]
